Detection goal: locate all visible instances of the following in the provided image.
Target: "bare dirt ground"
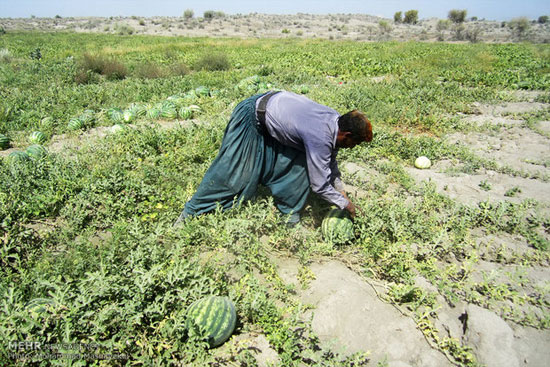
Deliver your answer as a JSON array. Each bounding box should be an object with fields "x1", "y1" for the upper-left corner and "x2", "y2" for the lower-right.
[{"x1": 2, "y1": 14, "x2": 550, "y2": 43}]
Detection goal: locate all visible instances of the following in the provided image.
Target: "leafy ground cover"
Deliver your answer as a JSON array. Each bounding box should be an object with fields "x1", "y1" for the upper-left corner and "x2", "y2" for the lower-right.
[{"x1": 0, "y1": 32, "x2": 549, "y2": 366}]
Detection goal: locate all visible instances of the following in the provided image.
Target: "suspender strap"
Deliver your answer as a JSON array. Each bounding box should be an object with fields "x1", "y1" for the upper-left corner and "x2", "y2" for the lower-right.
[{"x1": 257, "y1": 91, "x2": 281, "y2": 128}]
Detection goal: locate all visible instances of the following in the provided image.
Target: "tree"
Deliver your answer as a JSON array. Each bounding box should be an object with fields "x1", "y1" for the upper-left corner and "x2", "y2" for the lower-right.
[
  {"x1": 183, "y1": 9, "x2": 194, "y2": 19},
  {"x1": 448, "y1": 9, "x2": 467, "y2": 23},
  {"x1": 378, "y1": 20, "x2": 392, "y2": 34},
  {"x1": 203, "y1": 10, "x2": 215, "y2": 20},
  {"x1": 508, "y1": 17, "x2": 531, "y2": 38},
  {"x1": 538, "y1": 15, "x2": 549, "y2": 24},
  {"x1": 403, "y1": 10, "x2": 418, "y2": 25},
  {"x1": 394, "y1": 11, "x2": 402, "y2": 23}
]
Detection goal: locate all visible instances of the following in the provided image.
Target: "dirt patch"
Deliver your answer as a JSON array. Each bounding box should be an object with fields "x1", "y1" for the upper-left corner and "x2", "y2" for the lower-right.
[
  {"x1": 276, "y1": 258, "x2": 453, "y2": 366},
  {"x1": 470, "y1": 102, "x2": 549, "y2": 116},
  {"x1": 406, "y1": 161, "x2": 550, "y2": 206},
  {"x1": 447, "y1": 126, "x2": 550, "y2": 176}
]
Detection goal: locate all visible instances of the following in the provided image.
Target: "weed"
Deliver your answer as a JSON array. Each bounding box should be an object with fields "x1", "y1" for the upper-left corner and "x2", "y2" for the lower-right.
[{"x1": 194, "y1": 52, "x2": 231, "y2": 71}]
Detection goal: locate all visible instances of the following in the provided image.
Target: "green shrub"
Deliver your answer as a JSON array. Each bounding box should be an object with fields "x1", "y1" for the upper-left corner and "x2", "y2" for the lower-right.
[
  {"x1": 538, "y1": 15, "x2": 549, "y2": 24},
  {"x1": 437, "y1": 19, "x2": 451, "y2": 31},
  {"x1": 114, "y1": 23, "x2": 135, "y2": 35},
  {"x1": 76, "y1": 53, "x2": 127, "y2": 82},
  {"x1": 134, "y1": 62, "x2": 165, "y2": 79},
  {"x1": 204, "y1": 10, "x2": 215, "y2": 20},
  {"x1": 184, "y1": 9, "x2": 194, "y2": 19},
  {"x1": 448, "y1": 9, "x2": 467, "y2": 24},
  {"x1": 194, "y1": 52, "x2": 230, "y2": 71},
  {"x1": 404, "y1": 10, "x2": 419, "y2": 25},
  {"x1": 508, "y1": 17, "x2": 531, "y2": 38},
  {"x1": 394, "y1": 11, "x2": 402, "y2": 23},
  {"x1": 170, "y1": 62, "x2": 190, "y2": 76}
]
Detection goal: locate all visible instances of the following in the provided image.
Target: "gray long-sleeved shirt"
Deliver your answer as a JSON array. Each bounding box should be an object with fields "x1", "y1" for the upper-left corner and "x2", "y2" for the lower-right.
[{"x1": 255, "y1": 91, "x2": 349, "y2": 210}]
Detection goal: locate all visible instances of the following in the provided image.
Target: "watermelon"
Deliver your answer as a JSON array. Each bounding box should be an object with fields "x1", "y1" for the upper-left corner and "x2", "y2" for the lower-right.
[
  {"x1": 414, "y1": 156, "x2": 431, "y2": 169},
  {"x1": 178, "y1": 107, "x2": 193, "y2": 120},
  {"x1": 107, "y1": 108, "x2": 124, "y2": 123},
  {"x1": 188, "y1": 105, "x2": 202, "y2": 113},
  {"x1": 160, "y1": 102, "x2": 178, "y2": 120},
  {"x1": 123, "y1": 109, "x2": 136, "y2": 122},
  {"x1": 26, "y1": 144, "x2": 48, "y2": 159},
  {"x1": 321, "y1": 208, "x2": 354, "y2": 244},
  {"x1": 29, "y1": 131, "x2": 46, "y2": 145},
  {"x1": 183, "y1": 91, "x2": 198, "y2": 103},
  {"x1": 9, "y1": 151, "x2": 30, "y2": 162},
  {"x1": 185, "y1": 296, "x2": 236, "y2": 348},
  {"x1": 167, "y1": 95, "x2": 187, "y2": 107},
  {"x1": 68, "y1": 118, "x2": 84, "y2": 131},
  {"x1": 128, "y1": 103, "x2": 147, "y2": 117},
  {"x1": 195, "y1": 86, "x2": 210, "y2": 97},
  {"x1": 0, "y1": 133, "x2": 10, "y2": 150},
  {"x1": 146, "y1": 106, "x2": 161, "y2": 120}
]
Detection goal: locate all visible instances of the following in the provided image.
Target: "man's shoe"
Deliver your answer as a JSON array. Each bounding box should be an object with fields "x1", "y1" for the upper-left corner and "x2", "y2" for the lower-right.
[
  {"x1": 283, "y1": 212, "x2": 300, "y2": 228},
  {"x1": 173, "y1": 210, "x2": 189, "y2": 228}
]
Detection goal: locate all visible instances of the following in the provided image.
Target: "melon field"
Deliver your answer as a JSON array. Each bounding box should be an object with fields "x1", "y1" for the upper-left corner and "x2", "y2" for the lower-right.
[{"x1": 1, "y1": 31, "x2": 550, "y2": 366}]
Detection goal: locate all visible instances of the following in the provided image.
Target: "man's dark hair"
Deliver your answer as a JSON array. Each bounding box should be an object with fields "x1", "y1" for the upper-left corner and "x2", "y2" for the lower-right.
[{"x1": 338, "y1": 110, "x2": 373, "y2": 142}]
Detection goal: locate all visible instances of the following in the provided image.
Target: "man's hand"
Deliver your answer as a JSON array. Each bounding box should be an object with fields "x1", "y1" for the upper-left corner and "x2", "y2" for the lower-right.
[
  {"x1": 345, "y1": 201, "x2": 357, "y2": 218},
  {"x1": 341, "y1": 190, "x2": 361, "y2": 218}
]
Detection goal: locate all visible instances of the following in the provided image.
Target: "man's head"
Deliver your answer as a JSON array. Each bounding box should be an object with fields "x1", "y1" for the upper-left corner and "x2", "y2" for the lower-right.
[{"x1": 336, "y1": 110, "x2": 373, "y2": 149}]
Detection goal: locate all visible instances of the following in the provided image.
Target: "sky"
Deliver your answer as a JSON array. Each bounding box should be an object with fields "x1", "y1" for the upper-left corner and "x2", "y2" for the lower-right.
[{"x1": 0, "y1": 0, "x2": 549, "y2": 21}]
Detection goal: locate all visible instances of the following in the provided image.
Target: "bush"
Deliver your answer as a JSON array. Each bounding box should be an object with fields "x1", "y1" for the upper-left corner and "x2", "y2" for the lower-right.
[
  {"x1": 453, "y1": 24, "x2": 466, "y2": 40},
  {"x1": 538, "y1": 15, "x2": 549, "y2": 24},
  {"x1": 448, "y1": 9, "x2": 467, "y2": 24},
  {"x1": 76, "y1": 53, "x2": 128, "y2": 82},
  {"x1": 379, "y1": 20, "x2": 392, "y2": 34},
  {"x1": 204, "y1": 10, "x2": 215, "y2": 20},
  {"x1": 508, "y1": 17, "x2": 531, "y2": 38},
  {"x1": 194, "y1": 52, "x2": 230, "y2": 71},
  {"x1": 0, "y1": 26, "x2": 5, "y2": 35},
  {"x1": 184, "y1": 9, "x2": 194, "y2": 19},
  {"x1": 437, "y1": 19, "x2": 451, "y2": 31},
  {"x1": 404, "y1": 10, "x2": 418, "y2": 25},
  {"x1": 134, "y1": 62, "x2": 165, "y2": 79},
  {"x1": 465, "y1": 26, "x2": 482, "y2": 43},
  {"x1": 394, "y1": 11, "x2": 402, "y2": 23},
  {"x1": 114, "y1": 23, "x2": 135, "y2": 35},
  {"x1": 170, "y1": 63, "x2": 190, "y2": 76}
]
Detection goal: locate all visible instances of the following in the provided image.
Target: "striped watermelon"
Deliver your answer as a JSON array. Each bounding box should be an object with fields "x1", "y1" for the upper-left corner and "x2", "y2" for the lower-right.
[
  {"x1": 26, "y1": 145, "x2": 48, "y2": 159},
  {"x1": 160, "y1": 102, "x2": 178, "y2": 120},
  {"x1": 80, "y1": 110, "x2": 96, "y2": 125},
  {"x1": 9, "y1": 151, "x2": 30, "y2": 162},
  {"x1": 146, "y1": 106, "x2": 161, "y2": 120},
  {"x1": 29, "y1": 131, "x2": 46, "y2": 145},
  {"x1": 131, "y1": 103, "x2": 147, "y2": 117},
  {"x1": 321, "y1": 208, "x2": 354, "y2": 244},
  {"x1": 185, "y1": 296, "x2": 236, "y2": 348},
  {"x1": 178, "y1": 107, "x2": 193, "y2": 120},
  {"x1": 195, "y1": 86, "x2": 210, "y2": 97},
  {"x1": 123, "y1": 109, "x2": 136, "y2": 122},
  {"x1": 0, "y1": 133, "x2": 10, "y2": 150},
  {"x1": 68, "y1": 118, "x2": 84, "y2": 131},
  {"x1": 107, "y1": 108, "x2": 124, "y2": 123}
]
